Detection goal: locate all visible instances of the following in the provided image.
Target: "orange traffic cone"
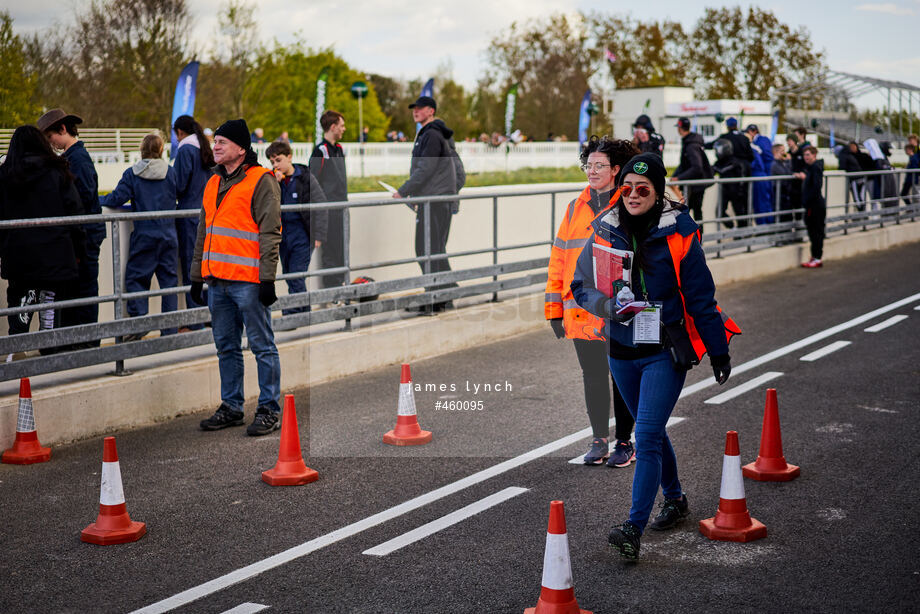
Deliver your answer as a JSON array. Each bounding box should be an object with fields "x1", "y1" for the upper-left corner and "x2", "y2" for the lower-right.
[
  {"x1": 699, "y1": 431, "x2": 767, "y2": 543},
  {"x1": 262, "y1": 395, "x2": 319, "y2": 486},
  {"x1": 2, "y1": 378, "x2": 51, "y2": 464},
  {"x1": 742, "y1": 389, "x2": 800, "y2": 482},
  {"x1": 81, "y1": 437, "x2": 146, "y2": 545},
  {"x1": 383, "y1": 364, "x2": 432, "y2": 446},
  {"x1": 525, "y1": 500, "x2": 592, "y2": 614}
]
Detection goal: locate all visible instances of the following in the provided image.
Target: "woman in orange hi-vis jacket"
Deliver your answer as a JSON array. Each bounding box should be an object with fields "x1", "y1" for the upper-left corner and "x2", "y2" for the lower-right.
[{"x1": 545, "y1": 137, "x2": 640, "y2": 466}]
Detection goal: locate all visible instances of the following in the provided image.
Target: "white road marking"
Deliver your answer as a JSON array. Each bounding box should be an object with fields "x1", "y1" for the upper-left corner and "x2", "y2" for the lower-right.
[
  {"x1": 799, "y1": 340, "x2": 852, "y2": 362},
  {"x1": 857, "y1": 404, "x2": 898, "y2": 414},
  {"x1": 219, "y1": 604, "x2": 269, "y2": 614},
  {"x1": 132, "y1": 291, "x2": 920, "y2": 614},
  {"x1": 704, "y1": 372, "x2": 784, "y2": 405},
  {"x1": 567, "y1": 417, "x2": 686, "y2": 464},
  {"x1": 915, "y1": 305, "x2": 920, "y2": 311},
  {"x1": 362, "y1": 487, "x2": 528, "y2": 556},
  {"x1": 680, "y1": 292, "x2": 920, "y2": 399},
  {"x1": 864, "y1": 314, "x2": 908, "y2": 333}
]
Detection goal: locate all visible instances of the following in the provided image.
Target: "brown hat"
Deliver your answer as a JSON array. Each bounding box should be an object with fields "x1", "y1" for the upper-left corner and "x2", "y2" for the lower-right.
[{"x1": 37, "y1": 109, "x2": 83, "y2": 133}]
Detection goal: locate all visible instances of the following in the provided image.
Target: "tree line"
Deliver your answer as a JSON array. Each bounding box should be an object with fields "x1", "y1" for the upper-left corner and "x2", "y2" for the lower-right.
[{"x1": 1, "y1": 2, "x2": 829, "y2": 141}]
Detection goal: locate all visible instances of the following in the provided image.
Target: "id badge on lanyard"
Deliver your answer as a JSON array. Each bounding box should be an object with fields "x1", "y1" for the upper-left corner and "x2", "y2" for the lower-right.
[{"x1": 633, "y1": 302, "x2": 662, "y2": 344}]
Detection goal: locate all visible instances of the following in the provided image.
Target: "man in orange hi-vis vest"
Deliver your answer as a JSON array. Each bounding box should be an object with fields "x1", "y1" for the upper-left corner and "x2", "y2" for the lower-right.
[{"x1": 190, "y1": 119, "x2": 283, "y2": 436}]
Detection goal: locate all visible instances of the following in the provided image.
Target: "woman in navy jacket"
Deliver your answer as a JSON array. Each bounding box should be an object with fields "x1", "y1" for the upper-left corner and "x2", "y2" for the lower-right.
[
  {"x1": 172, "y1": 115, "x2": 214, "y2": 317},
  {"x1": 101, "y1": 133, "x2": 179, "y2": 338},
  {"x1": 571, "y1": 153, "x2": 733, "y2": 559}
]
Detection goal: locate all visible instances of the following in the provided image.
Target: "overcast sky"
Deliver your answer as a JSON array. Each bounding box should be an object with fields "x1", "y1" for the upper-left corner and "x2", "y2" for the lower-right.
[{"x1": 7, "y1": 0, "x2": 919, "y2": 110}]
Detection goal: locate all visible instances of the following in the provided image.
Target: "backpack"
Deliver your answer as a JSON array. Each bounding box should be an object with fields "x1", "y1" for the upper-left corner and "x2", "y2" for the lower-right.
[{"x1": 447, "y1": 139, "x2": 465, "y2": 213}]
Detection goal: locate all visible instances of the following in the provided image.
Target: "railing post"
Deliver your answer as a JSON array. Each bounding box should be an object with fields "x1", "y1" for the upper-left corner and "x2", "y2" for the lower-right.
[
  {"x1": 110, "y1": 218, "x2": 130, "y2": 376},
  {"x1": 343, "y1": 202, "x2": 353, "y2": 332},
  {"x1": 843, "y1": 176, "x2": 850, "y2": 235},
  {"x1": 492, "y1": 196, "x2": 499, "y2": 302},
  {"x1": 550, "y1": 192, "x2": 556, "y2": 243}
]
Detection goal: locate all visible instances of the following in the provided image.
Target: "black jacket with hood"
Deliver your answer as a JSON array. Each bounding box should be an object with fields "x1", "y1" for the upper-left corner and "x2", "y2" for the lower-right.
[
  {"x1": 398, "y1": 119, "x2": 459, "y2": 205},
  {"x1": 673, "y1": 132, "x2": 714, "y2": 193},
  {"x1": 0, "y1": 155, "x2": 85, "y2": 283}
]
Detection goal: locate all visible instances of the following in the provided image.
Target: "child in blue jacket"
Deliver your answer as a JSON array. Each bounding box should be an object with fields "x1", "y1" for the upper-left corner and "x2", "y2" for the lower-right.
[
  {"x1": 101, "y1": 133, "x2": 179, "y2": 338},
  {"x1": 571, "y1": 153, "x2": 734, "y2": 559}
]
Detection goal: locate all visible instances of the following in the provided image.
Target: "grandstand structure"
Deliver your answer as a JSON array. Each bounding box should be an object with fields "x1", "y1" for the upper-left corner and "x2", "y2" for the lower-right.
[
  {"x1": 777, "y1": 70, "x2": 920, "y2": 146},
  {"x1": 0, "y1": 128, "x2": 156, "y2": 161}
]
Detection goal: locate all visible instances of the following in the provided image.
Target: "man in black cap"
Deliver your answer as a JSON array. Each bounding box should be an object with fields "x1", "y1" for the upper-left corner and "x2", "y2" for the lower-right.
[
  {"x1": 670, "y1": 117, "x2": 713, "y2": 221},
  {"x1": 38, "y1": 108, "x2": 106, "y2": 344},
  {"x1": 632, "y1": 114, "x2": 665, "y2": 157},
  {"x1": 393, "y1": 96, "x2": 463, "y2": 313},
  {"x1": 190, "y1": 118, "x2": 284, "y2": 436}
]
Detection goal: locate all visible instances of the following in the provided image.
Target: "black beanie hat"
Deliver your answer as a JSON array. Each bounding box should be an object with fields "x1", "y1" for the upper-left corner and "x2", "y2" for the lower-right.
[
  {"x1": 618, "y1": 153, "x2": 666, "y2": 197},
  {"x1": 214, "y1": 118, "x2": 252, "y2": 151}
]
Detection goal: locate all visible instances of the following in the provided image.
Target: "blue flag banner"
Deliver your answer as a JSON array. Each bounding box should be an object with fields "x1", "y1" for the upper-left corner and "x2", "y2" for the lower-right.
[
  {"x1": 769, "y1": 110, "x2": 779, "y2": 143},
  {"x1": 829, "y1": 118, "x2": 836, "y2": 148},
  {"x1": 578, "y1": 90, "x2": 592, "y2": 145},
  {"x1": 416, "y1": 78, "x2": 434, "y2": 134},
  {"x1": 170, "y1": 61, "x2": 199, "y2": 159}
]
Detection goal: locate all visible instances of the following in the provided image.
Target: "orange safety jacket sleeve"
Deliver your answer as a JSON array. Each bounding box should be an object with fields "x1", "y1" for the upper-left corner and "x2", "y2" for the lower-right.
[{"x1": 544, "y1": 204, "x2": 571, "y2": 320}]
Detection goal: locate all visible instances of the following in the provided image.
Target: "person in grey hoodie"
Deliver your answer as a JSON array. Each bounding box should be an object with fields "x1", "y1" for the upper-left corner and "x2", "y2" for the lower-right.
[{"x1": 101, "y1": 133, "x2": 179, "y2": 336}]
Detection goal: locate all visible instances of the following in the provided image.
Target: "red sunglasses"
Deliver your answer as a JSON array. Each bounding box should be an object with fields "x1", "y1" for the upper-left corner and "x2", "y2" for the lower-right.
[{"x1": 620, "y1": 185, "x2": 652, "y2": 198}]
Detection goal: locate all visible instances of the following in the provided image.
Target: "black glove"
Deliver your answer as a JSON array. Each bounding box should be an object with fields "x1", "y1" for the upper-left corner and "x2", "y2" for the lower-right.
[
  {"x1": 549, "y1": 318, "x2": 565, "y2": 339},
  {"x1": 190, "y1": 281, "x2": 204, "y2": 306},
  {"x1": 259, "y1": 281, "x2": 277, "y2": 307},
  {"x1": 710, "y1": 354, "x2": 731, "y2": 385},
  {"x1": 605, "y1": 299, "x2": 635, "y2": 324}
]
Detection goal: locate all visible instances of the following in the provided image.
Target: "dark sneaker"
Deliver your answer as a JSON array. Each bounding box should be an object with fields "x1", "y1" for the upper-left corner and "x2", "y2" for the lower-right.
[
  {"x1": 649, "y1": 494, "x2": 690, "y2": 531},
  {"x1": 200, "y1": 404, "x2": 244, "y2": 431},
  {"x1": 583, "y1": 438, "x2": 609, "y2": 465},
  {"x1": 608, "y1": 521, "x2": 641, "y2": 560},
  {"x1": 246, "y1": 407, "x2": 280, "y2": 436},
  {"x1": 607, "y1": 440, "x2": 636, "y2": 468}
]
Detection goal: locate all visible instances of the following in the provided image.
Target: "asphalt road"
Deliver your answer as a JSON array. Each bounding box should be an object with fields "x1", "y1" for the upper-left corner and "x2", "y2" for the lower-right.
[{"x1": 2, "y1": 241, "x2": 919, "y2": 614}]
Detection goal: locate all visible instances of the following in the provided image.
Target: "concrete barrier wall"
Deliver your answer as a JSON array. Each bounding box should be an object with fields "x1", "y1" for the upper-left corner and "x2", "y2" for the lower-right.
[{"x1": 1, "y1": 218, "x2": 918, "y2": 448}]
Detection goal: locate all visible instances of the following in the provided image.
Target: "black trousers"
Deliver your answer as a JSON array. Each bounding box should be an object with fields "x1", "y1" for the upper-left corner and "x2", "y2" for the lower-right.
[
  {"x1": 415, "y1": 202, "x2": 457, "y2": 296},
  {"x1": 805, "y1": 205, "x2": 826, "y2": 260},
  {"x1": 572, "y1": 338, "x2": 634, "y2": 441},
  {"x1": 719, "y1": 182, "x2": 749, "y2": 228},
  {"x1": 321, "y1": 208, "x2": 347, "y2": 288},
  {"x1": 686, "y1": 189, "x2": 705, "y2": 222}
]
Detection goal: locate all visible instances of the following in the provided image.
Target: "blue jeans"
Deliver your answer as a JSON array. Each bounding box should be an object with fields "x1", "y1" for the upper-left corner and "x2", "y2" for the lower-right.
[
  {"x1": 279, "y1": 215, "x2": 313, "y2": 315},
  {"x1": 609, "y1": 351, "x2": 687, "y2": 532},
  {"x1": 208, "y1": 280, "x2": 281, "y2": 413}
]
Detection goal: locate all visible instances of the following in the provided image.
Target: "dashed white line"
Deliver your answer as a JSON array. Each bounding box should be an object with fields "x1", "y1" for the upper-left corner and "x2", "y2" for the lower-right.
[
  {"x1": 567, "y1": 417, "x2": 686, "y2": 464},
  {"x1": 704, "y1": 372, "x2": 784, "y2": 405},
  {"x1": 681, "y1": 293, "x2": 920, "y2": 398},
  {"x1": 219, "y1": 604, "x2": 269, "y2": 614},
  {"x1": 362, "y1": 487, "x2": 528, "y2": 556},
  {"x1": 799, "y1": 340, "x2": 852, "y2": 362},
  {"x1": 864, "y1": 314, "x2": 909, "y2": 333}
]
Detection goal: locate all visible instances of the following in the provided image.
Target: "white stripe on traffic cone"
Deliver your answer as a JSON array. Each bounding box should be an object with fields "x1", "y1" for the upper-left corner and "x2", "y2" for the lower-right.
[{"x1": 699, "y1": 431, "x2": 767, "y2": 543}]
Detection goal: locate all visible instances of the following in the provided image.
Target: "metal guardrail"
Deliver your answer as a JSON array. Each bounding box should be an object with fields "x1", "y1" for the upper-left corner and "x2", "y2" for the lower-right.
[{"x1": 0, "y1": 168, "x2": 917, "y2": 382}]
